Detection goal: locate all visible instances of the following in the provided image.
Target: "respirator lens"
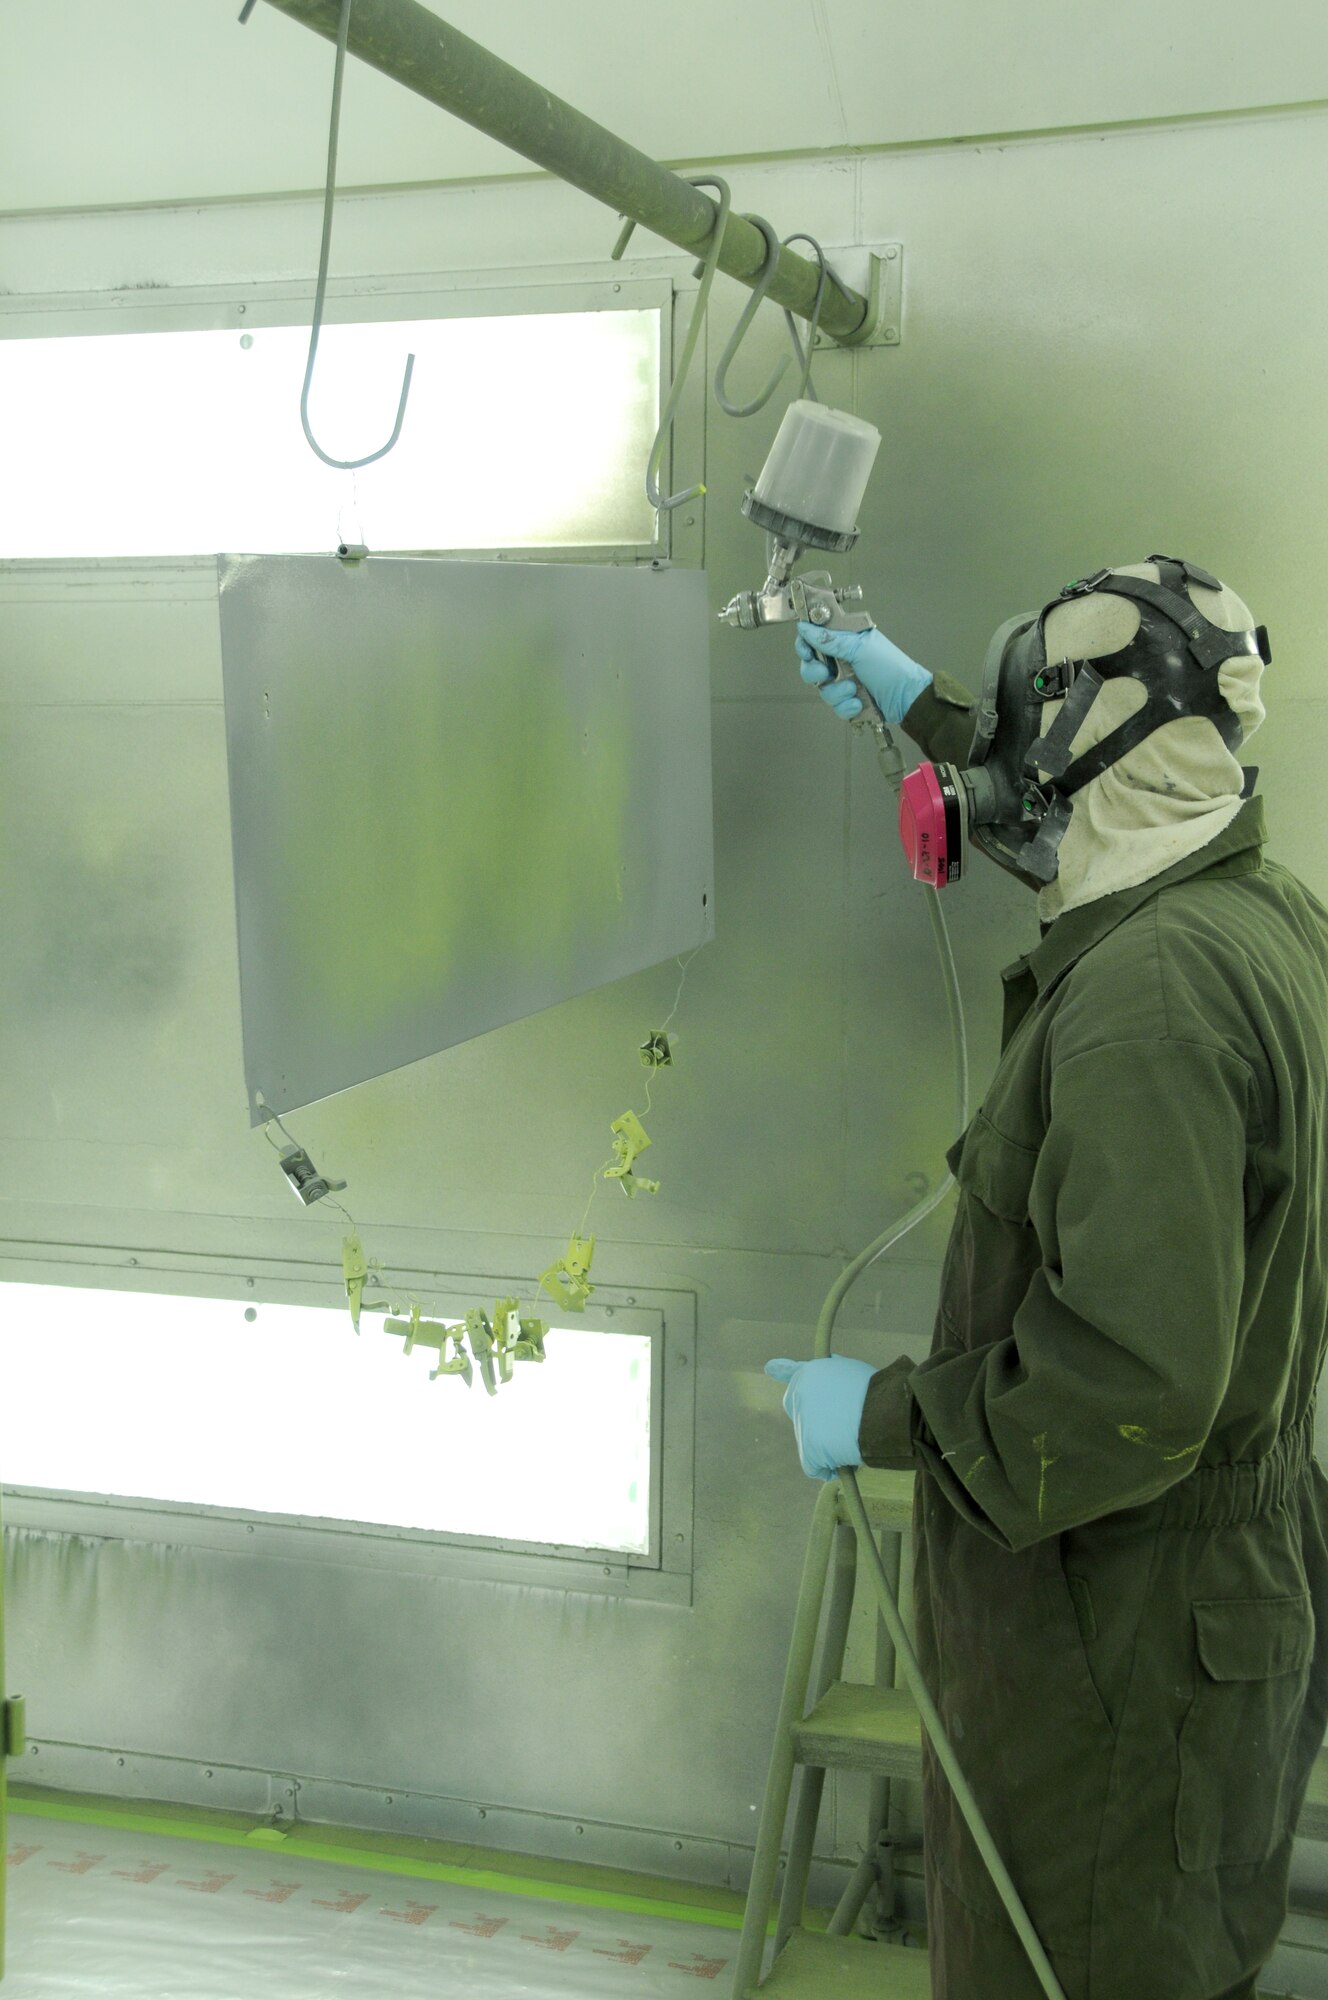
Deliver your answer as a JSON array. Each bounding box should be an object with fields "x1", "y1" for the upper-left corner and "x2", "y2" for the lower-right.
[{"x1": 899, "y1": 763, "x2": 967, "y2": 888}]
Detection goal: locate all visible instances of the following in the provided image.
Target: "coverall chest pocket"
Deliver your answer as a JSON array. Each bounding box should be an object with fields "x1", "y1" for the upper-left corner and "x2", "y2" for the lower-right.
[
  {"x1": 938, "y1": 1112, "x2": 1041, "y2": 1349},
  {"x1": 1176, "y1": 1594, "x2": 1314, "y2": 1872}
]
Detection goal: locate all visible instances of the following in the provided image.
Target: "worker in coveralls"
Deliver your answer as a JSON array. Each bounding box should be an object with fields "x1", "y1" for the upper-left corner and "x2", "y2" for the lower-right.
[{"x1": 767, "y1": 558, "x2": 1328, "y2": 2000}]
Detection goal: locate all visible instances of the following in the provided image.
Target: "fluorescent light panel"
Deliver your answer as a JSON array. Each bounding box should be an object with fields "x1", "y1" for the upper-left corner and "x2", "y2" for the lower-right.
[
  {"x1": 0, "y1": 312, "x2": 660, "y2": 557},
  {"x1": 0, "y1": 1283, "x2": 652, "y2": 1556}
]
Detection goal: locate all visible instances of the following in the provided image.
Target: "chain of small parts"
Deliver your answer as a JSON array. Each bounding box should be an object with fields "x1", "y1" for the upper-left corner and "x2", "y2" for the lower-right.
[
  {"x1": 263, "y1": 950, "x2": 699, "y2": 1334},
  {"x1": 550, "y1": 947, "x2": 699, "y2": 1321}
]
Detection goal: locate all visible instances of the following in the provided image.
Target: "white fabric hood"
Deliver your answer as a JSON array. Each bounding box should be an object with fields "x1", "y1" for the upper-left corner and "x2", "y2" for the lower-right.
[{"x1": 1034, "y1": 561, "x2": 1267, "y2": 922}]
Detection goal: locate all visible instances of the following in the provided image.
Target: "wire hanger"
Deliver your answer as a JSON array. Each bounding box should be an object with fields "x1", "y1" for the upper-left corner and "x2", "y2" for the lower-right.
[
  {"x1": 299, "y1": 0, "x2": 415, "y2": 470},
  {"x1": 613, "y1": 175, "x2": 732, "y2": 512},
  {"x1": 712, "y1": 215, "x2": 790, "y2": 418},
  {"x1": 779, "y1": 233, "x2": 831, "y2": 402}
]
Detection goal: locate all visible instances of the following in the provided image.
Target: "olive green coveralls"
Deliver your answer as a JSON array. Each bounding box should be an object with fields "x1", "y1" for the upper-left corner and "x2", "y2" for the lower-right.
[{"x1": 858, "y1": 674, "x2": 1328, "y2": 2000}]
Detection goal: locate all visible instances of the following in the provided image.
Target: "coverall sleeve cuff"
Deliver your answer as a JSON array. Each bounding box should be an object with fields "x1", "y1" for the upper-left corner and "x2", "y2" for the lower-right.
[
  {"x1": 901, "y1": 672, "x2": 977, "y2": 769},
  {"x1": 858, "y1": 1357, "x2": 919, "y2": 1470}
]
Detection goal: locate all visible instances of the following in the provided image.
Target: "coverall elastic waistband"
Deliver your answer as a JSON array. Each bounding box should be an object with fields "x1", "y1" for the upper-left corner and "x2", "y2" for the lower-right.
[{"x1": 1159, "y1": 1405, "x2": 1318, "y2": 1529}]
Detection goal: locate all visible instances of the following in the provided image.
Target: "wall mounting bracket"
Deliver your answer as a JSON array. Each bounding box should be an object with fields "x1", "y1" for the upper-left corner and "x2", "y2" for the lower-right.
[{"x1": 816, "y1": 245, "x2": 904, "y2": 349}]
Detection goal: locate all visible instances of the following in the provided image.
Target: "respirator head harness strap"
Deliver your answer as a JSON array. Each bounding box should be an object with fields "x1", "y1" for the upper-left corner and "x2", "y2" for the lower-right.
[
  {"x1": 1024, "y1": 554, "x2": 1266, "y2": 806},
  {"x1": 899, "y1": 557, "x2": 1270, "y2": 892}
]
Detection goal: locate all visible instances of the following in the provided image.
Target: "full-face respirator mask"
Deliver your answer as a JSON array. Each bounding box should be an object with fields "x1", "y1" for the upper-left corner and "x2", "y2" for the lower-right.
[
  {"x1": 897, "y1": 558, "x2": 1272, "y2": 891},
  {"x1": 718, "y1": 407, "x2": 1270, "y2": 896}
]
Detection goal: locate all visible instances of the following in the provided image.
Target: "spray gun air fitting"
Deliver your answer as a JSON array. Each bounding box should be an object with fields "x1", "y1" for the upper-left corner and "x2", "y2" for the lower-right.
[{"x1": 719, "y1": 400, "x2": 887, "y2": 734}]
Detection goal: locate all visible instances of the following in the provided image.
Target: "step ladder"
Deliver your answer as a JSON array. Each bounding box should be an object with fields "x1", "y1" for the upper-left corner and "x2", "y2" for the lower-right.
[
  {"x1": 731, "y1": 1466, "x2": 1327, "y2": 2000},
  {"x1": 731, "y1": 1468, "x2": 927, "y2": 1999}
]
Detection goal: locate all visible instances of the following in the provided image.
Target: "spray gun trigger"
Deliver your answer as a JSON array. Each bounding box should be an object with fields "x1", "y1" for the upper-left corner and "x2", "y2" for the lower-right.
[{"x1": 808, "y1": 645, "x2": 890, "y2": 740}]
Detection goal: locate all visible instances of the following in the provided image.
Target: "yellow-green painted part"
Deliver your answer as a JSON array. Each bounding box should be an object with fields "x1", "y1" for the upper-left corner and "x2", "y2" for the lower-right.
[
  {"x1": 374, "y1": 1289, "x2": 547, "y2": 1388},
  {"x1": 340, "y1": 1234, "x2": 377, "y2": 1333},
  {"x1": 383, "y1": 1301, "x2": 450, "y2": 1355},
  {"x1": 605, "y1": 1108, "x2": 660, "y2": 1197},
  {"x1": 538, "y1": 1233, "x2": 596, "y2": 1312}
]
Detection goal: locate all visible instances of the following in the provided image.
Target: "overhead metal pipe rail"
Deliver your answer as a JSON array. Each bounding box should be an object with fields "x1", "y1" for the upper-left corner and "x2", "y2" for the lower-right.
[{"x1": 253, "y1": 0, "x2": 875, "y2": 342}]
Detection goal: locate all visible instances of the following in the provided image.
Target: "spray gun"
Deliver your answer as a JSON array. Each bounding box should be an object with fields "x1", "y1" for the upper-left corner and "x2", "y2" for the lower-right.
[{"x1": 719, "y1": 401, "x2": 887, "y2": 734}]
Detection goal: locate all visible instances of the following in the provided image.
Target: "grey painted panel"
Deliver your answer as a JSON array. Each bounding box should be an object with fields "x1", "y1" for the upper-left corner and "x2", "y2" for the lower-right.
[{"x1": 217, "y1": 555, "x2": 713, "y2": 1121}]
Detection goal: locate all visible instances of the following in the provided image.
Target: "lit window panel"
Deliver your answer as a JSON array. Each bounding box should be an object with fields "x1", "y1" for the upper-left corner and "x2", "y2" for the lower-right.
[
  {"x1": 0, "y1": 311, "x2": 660, "y2": 558},
  {"x1": 0, "y1": 1283, "x2": 652, "y2": 1555}
]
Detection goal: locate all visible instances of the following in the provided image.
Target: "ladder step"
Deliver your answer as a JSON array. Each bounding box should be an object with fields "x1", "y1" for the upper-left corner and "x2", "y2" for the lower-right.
[
  {"x1": 746, "y1": 1926, "x2": 931, "y2": 1999},
  {"x1": 795, "y1": 1682, "x2": 1328, "y2": 1850},
  {"x1": 842, "y1": 1466, "x2": 914, "y2": 1530},
  {"x1": 794, "y1": 1680, "x2": 923, "y2": 1780}
]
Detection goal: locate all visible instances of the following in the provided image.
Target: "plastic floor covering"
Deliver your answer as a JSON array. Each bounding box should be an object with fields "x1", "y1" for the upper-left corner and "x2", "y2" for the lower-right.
[{"x1": 2, "y1": 1804, "x2": 740, "y2": 1996}]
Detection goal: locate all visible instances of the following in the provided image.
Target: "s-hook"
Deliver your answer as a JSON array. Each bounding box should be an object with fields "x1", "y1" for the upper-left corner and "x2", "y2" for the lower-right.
[
  {"x1": 613, "y1": 175, "x2": 732, "y2": 511},
  {"x1": 712, "y1": 215, "x2": 789, "y2": 418},
  {"x1": 779, "y1": 232, "x2": 836, "y2": 403},
  {"x1": 299, "y1": 0, "x2": 415, "y2": 470}
]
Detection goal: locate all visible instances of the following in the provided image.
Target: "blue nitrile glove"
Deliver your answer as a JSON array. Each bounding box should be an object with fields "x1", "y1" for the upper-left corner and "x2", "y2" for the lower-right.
[
  {"x1": 796, "y1": 622, "x2": 933, "y2": 726},
  {"x1": 765, "y1": 1355, "x2": 878, "y2": 1482}
]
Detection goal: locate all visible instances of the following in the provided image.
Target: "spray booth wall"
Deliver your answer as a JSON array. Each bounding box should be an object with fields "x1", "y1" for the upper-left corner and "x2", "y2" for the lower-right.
[{"x1": 2, "y1": 102, "x2": 1327, "y2": 1898}]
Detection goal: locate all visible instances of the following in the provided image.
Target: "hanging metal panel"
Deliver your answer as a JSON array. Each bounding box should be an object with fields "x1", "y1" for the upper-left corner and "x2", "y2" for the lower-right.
[{"x1": 218, "y1": 555, "x2": 712, "y2": 1122}]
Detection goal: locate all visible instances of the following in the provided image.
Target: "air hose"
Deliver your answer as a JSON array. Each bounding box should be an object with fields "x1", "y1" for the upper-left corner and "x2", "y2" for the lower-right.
[
  {"x1": 812, "y1": 730, "x2": 968, "y2": 1362},
  {"x1": 815, "y1": 728, "x2": 1069, "y2": 2000}
]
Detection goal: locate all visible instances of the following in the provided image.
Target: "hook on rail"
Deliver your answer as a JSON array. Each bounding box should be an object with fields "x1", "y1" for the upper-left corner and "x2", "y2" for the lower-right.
[
  {"x1": 614, "y1": 175, "x2": 732, "y2": 512},
  {"x1": 781, "y1": 233, "x2": 858, "y2": 405},
  {"x1": 712, "y1": 216, "x2": 790, "y2": 419},
  {"x1": 299, "y1": 0, "x2": 416, "y2": 471}
]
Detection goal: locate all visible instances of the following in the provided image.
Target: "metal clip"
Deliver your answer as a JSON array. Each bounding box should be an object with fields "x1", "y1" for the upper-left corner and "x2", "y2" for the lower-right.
[
  {"x1": 1030, "y1": 659, "x2": 1083, "y2": 701},
  {"x1": 1058, "y1": 569, "x2": 1112, "y2": 600},
  {"x1": 277, "y1": 1144, "x2": 347, "y2": 1206},
  {"x1": 1020, "y1": 781, "x2": 1056, "y2": 823}
]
